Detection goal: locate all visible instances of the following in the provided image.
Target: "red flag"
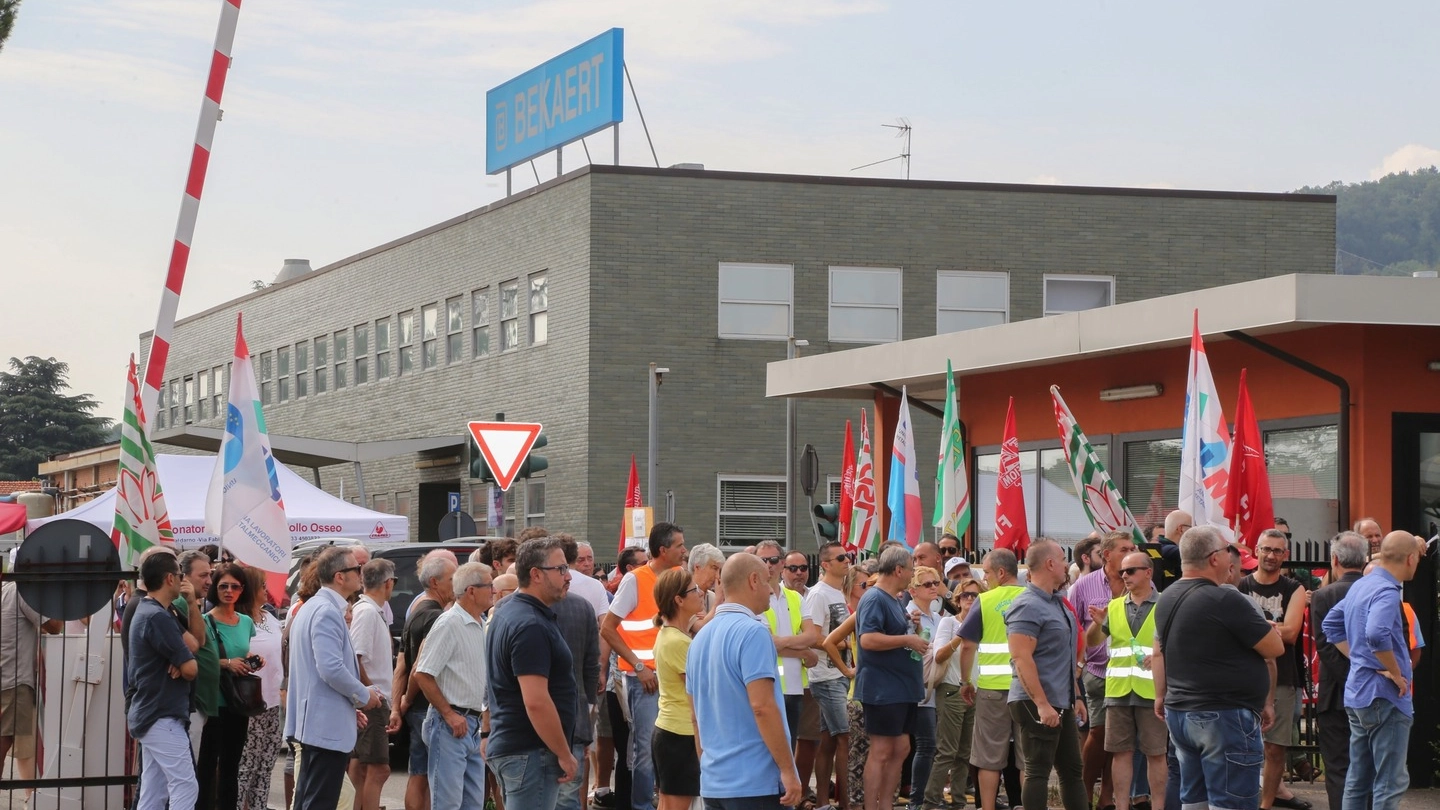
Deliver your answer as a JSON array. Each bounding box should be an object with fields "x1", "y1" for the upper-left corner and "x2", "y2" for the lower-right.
[
  {"x1": 994, "y1": 398, "x2": 1031, "y2": 560},
  {"x1": 620, "y1": 455, "x2": 643, "y2": 553},
  {"x1": 1224, "y1": 369, "x2": 1274, "y2": 550},
  {"x1": 837, "y1": 420, "x2": 856, "y2": 549}
]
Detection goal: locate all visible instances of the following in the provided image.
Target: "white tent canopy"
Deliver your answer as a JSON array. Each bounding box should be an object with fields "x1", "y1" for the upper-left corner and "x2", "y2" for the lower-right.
[{"x1": 28, "y1": 454, "x2": 408, "y2": 547}]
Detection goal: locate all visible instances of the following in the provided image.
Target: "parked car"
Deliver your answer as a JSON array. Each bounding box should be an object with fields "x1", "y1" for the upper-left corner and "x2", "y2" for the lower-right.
[{"x1": 372, "y1": 538, "x2": 504, "y2": 641}]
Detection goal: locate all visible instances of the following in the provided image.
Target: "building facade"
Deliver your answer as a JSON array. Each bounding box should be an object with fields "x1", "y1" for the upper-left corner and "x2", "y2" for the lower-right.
[{"x1": 141, "y1": 165, "x2": 1334, "y2": 556}]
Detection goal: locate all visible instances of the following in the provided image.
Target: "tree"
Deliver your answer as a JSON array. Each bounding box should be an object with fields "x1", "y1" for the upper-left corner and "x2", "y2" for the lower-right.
[
  {"x1": 1298, "y1": 166, "x2": 1440, "y2": 274},
  {"x1": 0, "y1": 1, "x2": 21, "y2": 54},
  {"x1": 0, "y1": 356, "x2": 112, "y2": 480}
]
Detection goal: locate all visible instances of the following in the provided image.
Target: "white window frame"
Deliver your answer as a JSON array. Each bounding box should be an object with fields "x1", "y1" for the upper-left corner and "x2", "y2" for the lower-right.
[
  {"x1": 472, "y1": 288, "x2": 491, "y2": 358},
  {"x1": 718, "y1": 262, "x2": 794, "y2": 341},
  {"x1": 500, "y1": 280, "x2": 520, "y2": 352},
  {"x1": 295, "y1": 340, "x2": 310, "y2": 398},
  {"x1": 715, "y1": 474, "x2": 789, "y2": 550},
  {"x1": 446, "y1": 296, "x2": 465, "y2": 364},
  {"x1": 276, "y1": 345, "x2": 291, "y2": 403},
  {"x1": 313, "y1": 334, "x2": 329, "y2": 393},
  {"x1": 421, "y1": 304, "x2": 440, "y2": 370},
  {"x1": 333, "y1": 329, "x2": 348, "y2": 390},
  {"x1": 828, "y1": 265, "x2": 903, "y2": 344},
  {"x1": 1042, "y1": 274, "x2": 1115, "y2": 317},
  {"x1": 398, "y1": 310, "x2": 416, "y2": 374},
  {"x1": 528, "y1": 273, "x2": 549, "y2": 346},
  {"x1": 936, "y1": 270, "x2": 1009, "y2": 334},
  {"x1": 353, "y1": 323, "x2": 370, "y2": 385},
  {"x1": 526, "y1": 479, "x2": 546, "y2": 527},
  {"x1": 374, "y1": 318, "x2": 392, "y2": 379}
]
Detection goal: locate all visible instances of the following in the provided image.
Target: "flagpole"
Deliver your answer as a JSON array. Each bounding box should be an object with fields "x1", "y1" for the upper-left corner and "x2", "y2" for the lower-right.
[{"x1": 140, "y1": 0, "x2": 242, "y2": 420}]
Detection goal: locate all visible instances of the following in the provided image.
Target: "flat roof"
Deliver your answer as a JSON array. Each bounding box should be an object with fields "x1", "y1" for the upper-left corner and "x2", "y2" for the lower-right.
[
  {"x1": 766, "y1": 274, "x2": 1440, "y2": 402},
  {"x1": 160, "y1": 165, "x2": 1333, "y2": 334}
]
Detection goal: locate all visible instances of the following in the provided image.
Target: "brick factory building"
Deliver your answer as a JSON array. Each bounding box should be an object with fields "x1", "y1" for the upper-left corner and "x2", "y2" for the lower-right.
[{"x1": 142, "y1": 164, "x2": 1334, "y2": 556}]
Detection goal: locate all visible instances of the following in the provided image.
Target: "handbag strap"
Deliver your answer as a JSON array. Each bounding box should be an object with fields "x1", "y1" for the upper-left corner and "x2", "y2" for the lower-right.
[
  {"x1": 1156, "y1": 578, "x2": 1210, "y2": 653},
  {"x1": 206, "y1": 614, "x2": 230, "y2": 660}
]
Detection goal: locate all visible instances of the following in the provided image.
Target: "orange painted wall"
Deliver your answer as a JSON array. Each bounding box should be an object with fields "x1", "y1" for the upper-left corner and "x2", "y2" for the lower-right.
[{"x1": 930, "y1": 324, "x2": 1440, "y2": 532}]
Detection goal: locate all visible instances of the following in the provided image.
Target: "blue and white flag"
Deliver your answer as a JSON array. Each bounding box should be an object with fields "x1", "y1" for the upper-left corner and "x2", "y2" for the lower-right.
[
  {"x1": 886, "y1": 386, "x2": 923, "y2": 548},
  {"x1": 1179, "y1": 310, "x2": 1233, "y2": 539},
  {"x1": 205, "y1": 315, "x2": 292, "y2": 571}
]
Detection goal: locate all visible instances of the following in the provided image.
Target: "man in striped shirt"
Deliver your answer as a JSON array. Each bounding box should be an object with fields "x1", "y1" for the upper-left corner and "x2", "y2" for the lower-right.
[
  {"x1": 1070, "y1": 530, "x2": 1137, "y2": 810},
  {"x1": 413, "y1": 562, "x2": 494, "y2": 810}
]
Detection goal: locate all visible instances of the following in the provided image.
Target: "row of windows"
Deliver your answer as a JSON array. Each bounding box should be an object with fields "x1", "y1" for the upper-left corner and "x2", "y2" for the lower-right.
[
  {"x1": 718, "y1": 263, "x2": 1116, "y2": 344},
  {"x1": 155, "y1": 274, "x2": 549, "y2": 425}
]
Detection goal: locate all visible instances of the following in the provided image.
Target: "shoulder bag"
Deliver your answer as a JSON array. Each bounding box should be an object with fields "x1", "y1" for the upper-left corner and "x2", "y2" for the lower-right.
[{"x1": 207, "y1": 615, "x2": 268, "y2": 717}]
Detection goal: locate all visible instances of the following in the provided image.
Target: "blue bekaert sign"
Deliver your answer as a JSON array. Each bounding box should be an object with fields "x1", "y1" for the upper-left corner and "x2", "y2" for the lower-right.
[{"x1": 486, "y1": 28, "x2": 625, "y2": 175}]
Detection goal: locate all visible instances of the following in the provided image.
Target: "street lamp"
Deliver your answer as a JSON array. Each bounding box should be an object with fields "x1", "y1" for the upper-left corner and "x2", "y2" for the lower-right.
[{"x1": 648, "y1": 363, "x2": 669, "y2": 509}]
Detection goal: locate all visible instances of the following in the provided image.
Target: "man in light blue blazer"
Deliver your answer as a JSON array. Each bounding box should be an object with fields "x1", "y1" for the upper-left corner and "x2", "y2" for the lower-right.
[{"x1": 285, "y1": 547, "x2": 383, "y2": 810}]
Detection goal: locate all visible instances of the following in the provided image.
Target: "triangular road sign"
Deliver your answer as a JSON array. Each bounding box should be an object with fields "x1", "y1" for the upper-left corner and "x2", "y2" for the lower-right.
[{"x1": 467, "y1": 421, "x2": 543, "y2": 491}]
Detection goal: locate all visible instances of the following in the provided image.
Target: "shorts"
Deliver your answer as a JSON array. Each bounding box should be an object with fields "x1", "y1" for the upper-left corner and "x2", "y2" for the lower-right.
[
  {"x1": 1264, "y1": 685, "x2": 1297, "y2": 747},
  {"x1": 652, "y1": 727, "x2": 700, "y2": 796},
  {"x1": 1104, "y1": 704, "x2": 1167, "y2": 756},
  {"x1": 1083, "y1": 672, "x2": 1108, "y2": 728},
  {"x1": 406, "y1": 707, "x2": 430, "y2": 773},
  {"x1": 862, "y1": 702, "x2": 917, "y2": 737},
  {"x1": 797, "y1": 691, "x2": 822, "y2": 742},
  {"x1": 969, "y1": 688, "x2": 1021, "y2": 771},
  {"x1": 351, "y1": 703, "x2": 390, "y2": 764},
  {"x1": 810, "y1": 678, "x2": 851, "y2": 736},
  {"x1": 0, "y1": 686, "x2": 36, "y2": 758}
]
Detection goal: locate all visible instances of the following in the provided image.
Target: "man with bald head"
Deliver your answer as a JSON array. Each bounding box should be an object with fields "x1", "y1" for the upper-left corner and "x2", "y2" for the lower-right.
[
  {"x1": 1155, "y1": 511, "x2": 1192, "y2": 591},
  {"x1": 688, "y1": 554, "x2": 802, "y2": 809},
  {"x1": 1354, "y1": 518, "x2": 1384, "y2": 557},
  {"x1": 1321, "y1": 531, "x2": 1423, "y2": 810}
]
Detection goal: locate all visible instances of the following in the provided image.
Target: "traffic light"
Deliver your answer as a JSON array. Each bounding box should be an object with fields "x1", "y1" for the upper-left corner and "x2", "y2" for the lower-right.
[
  {"x1": 813, "y1": 503, "x2": 841, "y2": 541},
  {"x1": 518, "y1": 432, "x2": 548, "y2": 479},
  {"x1": 468, "y1": 435, "x2": 494, "y2": 482}
]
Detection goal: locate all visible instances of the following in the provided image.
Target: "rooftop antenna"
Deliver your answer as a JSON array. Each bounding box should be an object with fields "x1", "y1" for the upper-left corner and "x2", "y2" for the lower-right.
[{"x1": 852, "y1": 118, "x2": 911, "y2": 180}]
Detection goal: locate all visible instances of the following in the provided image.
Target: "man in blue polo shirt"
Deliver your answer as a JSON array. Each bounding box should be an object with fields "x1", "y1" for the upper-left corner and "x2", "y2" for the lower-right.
[
  {"x1": 127, "y1": 549, "x2": 200, "y2": 810},
  {"x1": 1320, "y1": 530, "x2": 1422, "y2": 810},
  {"x1": 688, "y1": 552, "x2": 802, "y2": 810}
]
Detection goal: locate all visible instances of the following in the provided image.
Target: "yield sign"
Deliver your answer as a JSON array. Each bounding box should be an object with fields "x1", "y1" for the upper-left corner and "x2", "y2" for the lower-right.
[{"x1": 468, "y1": 421, "x2": 543, "y2": 491}]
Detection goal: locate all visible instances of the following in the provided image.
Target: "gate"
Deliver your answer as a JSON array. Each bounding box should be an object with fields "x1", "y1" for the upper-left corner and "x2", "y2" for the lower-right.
[{"x1": 1, "y1": 520, "x2": 133, "y2": 809}]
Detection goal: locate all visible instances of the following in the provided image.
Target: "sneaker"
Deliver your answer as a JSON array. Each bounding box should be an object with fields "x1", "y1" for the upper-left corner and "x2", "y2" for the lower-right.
[{"x1": 591, "y1": 788, "x2": 616, "y2": 809}]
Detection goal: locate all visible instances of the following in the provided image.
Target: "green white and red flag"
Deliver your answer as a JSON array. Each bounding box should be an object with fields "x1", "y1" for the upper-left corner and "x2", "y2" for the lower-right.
[
  {"x1": 1051, "y1": 385, "x2": 1145, "y2": 545},
  {"x1": 847, "y1": 410, "x2": 881, "y2": 556},
  {"x1": 113, "y1": 354, "x2": 174, "y2": 568}
]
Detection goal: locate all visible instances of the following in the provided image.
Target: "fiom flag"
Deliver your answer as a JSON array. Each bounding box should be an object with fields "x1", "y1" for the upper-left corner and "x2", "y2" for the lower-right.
[
  {"x1": 1052, "y1": 386, "x2": 1145, "y2": 545},
  {"x1": 1224, "y1": 369, "x2": 1274, "y2": 550},
  {"x1": 847, "y1": 410, "x2": 881, "y2": 555},
  {"x1": 205, "y1": 315, "x2": 292, "y2": 572},
  {"x1": 619, "y1": 454, "x2": 642, "y2": 552},
  {"x1": 1179, "y1": 310, "x2": 1233, "y2": 537},
  {"x1": 113, "y1": 355, "x2": 174, "y2": 568},
  {"x1": 933, "y1": 360, "x2": 972, "y2": 539},
  {"x1": 886, "y1": 387, "x2": 923, "y2": 547},
  {"x1": 838, "y1": 420, "x2": 856, "y2": 546},
  {"x1": 994, "y1": 397, "x2": 1031, "y2": 559}
]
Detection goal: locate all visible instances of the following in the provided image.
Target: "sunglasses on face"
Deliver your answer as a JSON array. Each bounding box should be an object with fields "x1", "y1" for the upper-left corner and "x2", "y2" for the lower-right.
[
  {"x1": 785, "y1": 564, "x2": 809, "y2": 573},
  {"x1": 1119, "y1": 566, "x2": 1148, "y2": 576},
  {"x1": 939, "y1": 546, "x2": 959, "y2": 556},
  {"x1": 917, "y1": 580, "x2": 941, "y2": 588},
  {"x1": 826, "y1": 553, "x2": 853, "y2": 564},
  {"x1": 217, "y1": 582, "x2": 244, "y2": 591},
  {"x1": 958, "y1": 592, "x2": 978, "y2": 600},
  {"x1": 760, "y1": 556, "x2": 783, "y2": 565}
]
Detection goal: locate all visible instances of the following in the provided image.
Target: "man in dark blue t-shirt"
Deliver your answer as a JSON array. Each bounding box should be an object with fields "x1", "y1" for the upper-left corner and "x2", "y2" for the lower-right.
[
  {"x1": 856, "y1": 545, "x2": 927, "y2": 810},
  {"x1": 127, "y1": 550, "x2": 199, "y2": 810},
  {"x1": 486, "y1": 537, "x2": 578, "y2": 810}
]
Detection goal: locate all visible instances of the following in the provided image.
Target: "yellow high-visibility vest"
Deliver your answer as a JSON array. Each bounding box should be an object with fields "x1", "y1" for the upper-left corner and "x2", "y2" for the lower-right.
[
  {"x1": 976, "y1": 584, "x2": 1024, "y2": 690},
  {"x1": 1104, "y1": 594, "x2": 1156, "y2": 700}
]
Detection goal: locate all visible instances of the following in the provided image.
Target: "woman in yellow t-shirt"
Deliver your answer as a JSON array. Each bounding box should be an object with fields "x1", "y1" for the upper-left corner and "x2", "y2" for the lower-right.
[{"x1": 652, "y1": 567, "x2": 705, "y2": 810}]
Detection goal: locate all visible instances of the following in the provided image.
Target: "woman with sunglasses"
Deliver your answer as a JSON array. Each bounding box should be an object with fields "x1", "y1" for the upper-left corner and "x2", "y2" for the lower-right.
[
  {"x1": 823, "y1": 560, "x2": 878, "y2": 810},
  {"x1": 202, "y1": 562, "x2": 257, "y2": 810},
  {"x1": 237, "y1": 565, "x2": 284, "y2": 810},
  {"x1": 651, "y1": 567, "x2": 706, "y2": 810},
  {"x1": 924, "y1": 578, "x2": 985, "y2": 810},
  {"x1": 905, "y1": 566, "x2": 945, "y2": 810}
]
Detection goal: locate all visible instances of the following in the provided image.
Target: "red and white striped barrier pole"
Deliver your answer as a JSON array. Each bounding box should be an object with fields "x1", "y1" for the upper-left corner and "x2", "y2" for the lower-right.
[{"x1": 140, "y1": 0, "x2": 242, "y2": 420}]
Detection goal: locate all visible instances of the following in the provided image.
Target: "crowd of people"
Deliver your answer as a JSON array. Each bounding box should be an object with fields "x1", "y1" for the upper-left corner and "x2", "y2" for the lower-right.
[{"x1": 0, "y1": 506, "x2": 1425, "y2": 810}]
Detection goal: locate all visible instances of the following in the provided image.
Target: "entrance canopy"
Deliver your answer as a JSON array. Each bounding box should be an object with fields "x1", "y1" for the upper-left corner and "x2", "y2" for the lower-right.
[
  {"x1": 766, "y1": 274, "x2": 1440, "y2": 402},
  {"x1": 28, "y1": 454, "x2": 408, "y2": 546}
]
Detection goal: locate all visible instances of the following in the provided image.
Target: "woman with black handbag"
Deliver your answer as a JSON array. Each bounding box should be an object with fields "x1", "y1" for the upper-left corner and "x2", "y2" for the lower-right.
[{"x1": 201, "y1": 563, "x2": 258, "y2": 810}]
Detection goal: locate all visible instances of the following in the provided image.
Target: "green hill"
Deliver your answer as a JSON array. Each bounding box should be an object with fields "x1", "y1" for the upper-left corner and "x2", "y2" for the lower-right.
[{"x1": 1298, "y1": 166, "x2": 1440, "y2": 276}]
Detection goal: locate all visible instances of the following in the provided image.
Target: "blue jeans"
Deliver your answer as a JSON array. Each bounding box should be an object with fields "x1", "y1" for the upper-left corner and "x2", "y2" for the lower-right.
[
  {"x1": 1165, "y1": 708, "x2": 1263, "y2": 810},
  {"x1": 1165, "y1": 738, "x2": 1180, "y2": 810},
  {"x1": 626, "y1": 674, "x2": 661, "y2": 810},
  {"x1": 909, "y1": 705, "x2": 937, "y2": 809},
  {"x1": 555, "y1": 742, "x2": 590, "y2": 810},
  {"x1": 490, "y1": 747, "x2": 563, "y2": 810},
  {"x1": 423, "y1": 707, "x2": 486, "y2": 810},
  {"x1": 702, "y1": 797, "x2": 784, "y2": 810},
  {"x1": 1344, "y1": 700, "x2": 1412, "y2": 810}
]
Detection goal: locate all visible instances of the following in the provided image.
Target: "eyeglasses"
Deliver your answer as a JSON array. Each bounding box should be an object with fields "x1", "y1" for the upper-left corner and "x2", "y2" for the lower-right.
[
  {"x1": 468, "y1": 582, "x2": 495, "y2": 591},
  {"x1": 1257, "y1": 547, "x2": 1287, "y2": 556},
  {"x1": 760, "y1": 556, "x2": 783, "y2": 565},
  {"x1": 1119, "y1": 566, "x2": 1148, "y2": 576},
  {"x1": 785, "y1": 564, "x2": 809, "y2": 573},
  {"x1": 536, "y1": 564, "x2": 570, "y2": 575},
  {"x1": 958, "y1": 592, "x2": 978, "y2": 600},
  {"x1": 683, "y1": 586, "x2": 701, "y2": 596},
  {"x1": 217, "y1": 582, "x2": 244, "y2": 591},
  {"x1": 858, "y1": 581, "x2": 872, "y2": 589},
  {"x1": 917, "y1": 580, "x2": 942, "y2": 588}
]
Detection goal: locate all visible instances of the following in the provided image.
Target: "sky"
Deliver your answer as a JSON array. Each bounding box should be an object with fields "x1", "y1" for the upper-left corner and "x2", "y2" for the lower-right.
[{"x1": 2, "y1": 0, "x2": 1437, "y2": 416}]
